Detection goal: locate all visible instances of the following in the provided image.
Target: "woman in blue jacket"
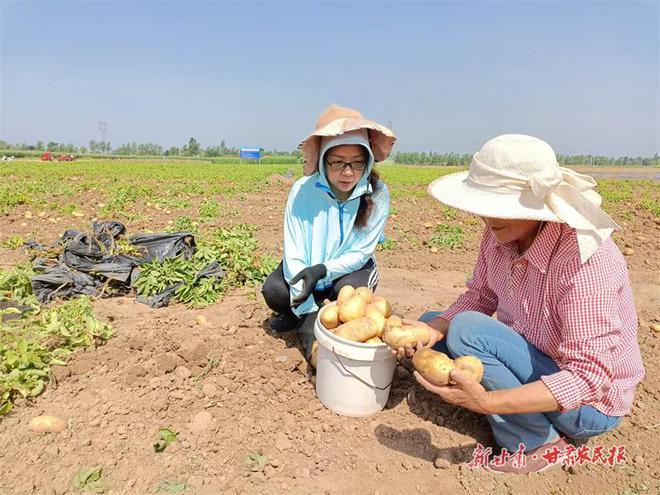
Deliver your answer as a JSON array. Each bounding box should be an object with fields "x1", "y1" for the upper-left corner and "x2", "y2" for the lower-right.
[{"x1": 262, "y1": 105, "x2": 395, "y2": 359}]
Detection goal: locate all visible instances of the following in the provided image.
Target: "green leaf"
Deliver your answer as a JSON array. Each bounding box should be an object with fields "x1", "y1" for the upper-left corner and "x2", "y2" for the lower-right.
[
  {"x1": 154, "y1": 427, "x2": 178, "y2": 452},
  {"x1": 16, "y1": 339, "x2": 27, "y2": 355},
  {"x1": 73, "y1": 465, "x2": 104, "y2": 491},
  {"x1": 0, "y1": 401, "x2": 13, "y2": 416},
  {"x1": 157, "y1": 480, "x2": 187, "y2": 493},
  {"x1": 245, "y1": 453, "x2": 269, "y2": 472},
  {"x1": 159, "y1": 427, "x2": 178, "y2": 443}
]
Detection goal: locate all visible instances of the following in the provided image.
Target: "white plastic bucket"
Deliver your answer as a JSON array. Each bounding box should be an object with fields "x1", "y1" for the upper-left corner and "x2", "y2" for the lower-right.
[{"x1": 314, "y1": 304, "x2": 397, "y2": 417}]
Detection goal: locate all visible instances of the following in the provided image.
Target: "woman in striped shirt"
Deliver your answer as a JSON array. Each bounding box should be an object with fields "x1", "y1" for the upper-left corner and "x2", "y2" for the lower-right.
[{"x1": 402, "y1": 134, "x2": 645, "y2": 474}]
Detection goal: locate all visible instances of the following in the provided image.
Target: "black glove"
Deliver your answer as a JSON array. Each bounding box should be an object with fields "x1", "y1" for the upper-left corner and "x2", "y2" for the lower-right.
[{"x1": 290, "y1": 264, "x2": 327, "y2": 307}]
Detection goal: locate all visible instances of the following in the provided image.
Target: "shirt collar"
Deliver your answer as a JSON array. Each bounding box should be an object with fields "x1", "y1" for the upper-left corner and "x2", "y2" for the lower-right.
[{"x1": 498, "y1": 222, "x2": 563, "y2": 274}]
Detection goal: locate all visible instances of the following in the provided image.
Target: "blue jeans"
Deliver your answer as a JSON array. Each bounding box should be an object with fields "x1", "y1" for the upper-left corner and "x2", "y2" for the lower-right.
[{"x1": 419, "y1": 311, "x2": 623, "y2": 452}]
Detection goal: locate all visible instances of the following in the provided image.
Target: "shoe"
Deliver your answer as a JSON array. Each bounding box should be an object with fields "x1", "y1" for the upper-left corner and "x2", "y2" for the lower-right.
[
  {"x1": 485, "y1": 437, "x2": 570, "y2": 474},
  {"x1": 268, "y1": 312, "x2": 301, "y2": 333}
]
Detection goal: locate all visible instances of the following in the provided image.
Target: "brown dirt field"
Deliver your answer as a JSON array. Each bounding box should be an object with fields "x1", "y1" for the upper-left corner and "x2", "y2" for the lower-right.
[{"x1": 0, "y1": 177, "x2": 658, "y2": 495}]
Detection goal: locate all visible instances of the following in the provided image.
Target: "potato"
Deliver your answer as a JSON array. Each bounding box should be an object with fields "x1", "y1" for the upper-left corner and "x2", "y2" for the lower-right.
[
  {"x1": 338, "y1": 295, "x2": 368, "y2": 323},
  {"x1": 334, "y1": 317, "x2": 379, "y2": 343},
  {"x1": 412, "y1": 348, "x2": 455, "y2": 386},
  {"x1": 337, "y1": 285, "x2": 355, "y2": 306},
  {"x1": 371, "y1": 296, "x2": 393, "y2": 318},
  {"x1": 382, "y1": 317, "x2": 431, "y2": 348},
  {"x1": 320, "y1": 304, "x2": 339, "y2": 330},
  {"x1": 412, "y1": 350, "x2": 484, "y2": 386},
  {"x1": 354, "y1": 287, "x2": 373, "y2": 303},
  {"x1": 310, "y1": 341, "x2": 319, "y2": 369},
  {"x1": 453, "y1": 356, "x2": 484, "y2": 383},
  {"x1": 364, "y1": 304, "x2": 386, "y2": 337},
  {"x1": 364, "y1": 336, "x2": 384, "y2": 345},
  {"x1": 28, "y1": 415, "x2": 67, "y2": 433},
  {"x1": 386, "y1": 314, "x2": 403, "y2": 328}
]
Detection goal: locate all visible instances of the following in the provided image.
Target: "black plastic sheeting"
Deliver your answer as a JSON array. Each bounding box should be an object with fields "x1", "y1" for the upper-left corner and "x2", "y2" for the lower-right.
[{"x1": 27, "y1": 221, "x2": 224, "y2": 307}]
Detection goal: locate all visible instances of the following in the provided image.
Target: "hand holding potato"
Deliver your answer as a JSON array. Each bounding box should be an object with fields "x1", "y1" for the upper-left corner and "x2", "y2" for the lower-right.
[
  {"x1": 413, "y1": 367, "x2": 491, "y2": 414},
  {"x1": 385, "y1": 319, "x2": 445, "y2": 359}
]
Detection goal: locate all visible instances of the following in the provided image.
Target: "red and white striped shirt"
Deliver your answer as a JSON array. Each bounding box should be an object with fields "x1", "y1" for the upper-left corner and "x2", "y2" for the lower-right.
[{"x1": 442, "y1": 222, "x2": 644, "y2": 416}]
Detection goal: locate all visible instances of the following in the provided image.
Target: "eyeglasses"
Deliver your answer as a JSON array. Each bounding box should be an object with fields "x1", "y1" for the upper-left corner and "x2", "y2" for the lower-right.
[{"x1": 326, "y1": 160, "x2": 367, "y2": 172}]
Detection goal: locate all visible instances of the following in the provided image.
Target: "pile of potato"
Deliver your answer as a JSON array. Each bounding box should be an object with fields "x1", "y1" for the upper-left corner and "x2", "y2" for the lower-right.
[
  {"x1": 319, "y1": 286, "x2": 434, "y2": 348},
  {"x1": 319, "y1": 285, "x2": 393, "y2": 344},
  {"x1": 318, "y1": 285, "x2": 484, "y2": 384}
]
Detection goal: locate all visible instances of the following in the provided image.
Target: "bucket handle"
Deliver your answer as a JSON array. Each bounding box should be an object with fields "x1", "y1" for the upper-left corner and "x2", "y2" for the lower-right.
[{"x1": 332, "y1": 348, "x2": 393, "y2": 391}]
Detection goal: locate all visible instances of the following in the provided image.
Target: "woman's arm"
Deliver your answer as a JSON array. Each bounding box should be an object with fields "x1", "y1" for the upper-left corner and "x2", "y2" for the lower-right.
[
  {"x1": 282, "y1": 181, "x2": 317, "y2": 316},
  {"x1": 415, "y1": 370, "x2": 560, "y2": 415},
  {"x1": 540, "y1": 258, "x2": 625, "y2": 412}
]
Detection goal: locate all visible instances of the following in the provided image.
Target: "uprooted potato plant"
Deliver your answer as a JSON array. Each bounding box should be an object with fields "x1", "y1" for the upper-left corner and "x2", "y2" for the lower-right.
[
  {"x1": 134, "y1": 223, "x2": 278, "y2": 308},
  {"x1": 0, "y1": 223, "x2": 278, "y2": 416},
  {"x1": 0, "y1": 264, "x2": 114, "y2": 415}
]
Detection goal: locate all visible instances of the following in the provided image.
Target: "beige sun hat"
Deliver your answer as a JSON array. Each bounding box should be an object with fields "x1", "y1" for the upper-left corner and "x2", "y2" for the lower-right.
[
  {"x1": 428, "y1": 134, "x2": 620, "y2": 263},
  {"x1": 300, "y1": 105, "x2": 396, "y2": 176}
]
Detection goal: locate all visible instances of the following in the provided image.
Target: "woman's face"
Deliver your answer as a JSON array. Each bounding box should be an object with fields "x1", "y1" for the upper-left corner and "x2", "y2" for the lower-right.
[
  {"x1": 481, "y1": 217, "x2": 543, "y2": 251},
  {"x1": 324, "y1": 144, "x2": 367, "y2": 200}
]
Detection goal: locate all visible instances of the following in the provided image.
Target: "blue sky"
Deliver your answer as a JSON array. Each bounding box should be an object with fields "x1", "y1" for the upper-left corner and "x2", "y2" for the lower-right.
[{"x1": 1, "y1": 0, "x2": 658, "y2": 156}]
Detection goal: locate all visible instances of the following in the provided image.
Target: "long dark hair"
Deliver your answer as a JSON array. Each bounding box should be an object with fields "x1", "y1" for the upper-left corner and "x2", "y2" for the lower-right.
[{"x1": 354, "y1": 168, "x2": 381, "y2": 229}]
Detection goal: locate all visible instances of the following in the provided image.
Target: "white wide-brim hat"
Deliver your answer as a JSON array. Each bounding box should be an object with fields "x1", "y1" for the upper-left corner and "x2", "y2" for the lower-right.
[{"x1": 428, "y1": 134, "x2": 619, "y2": 262}]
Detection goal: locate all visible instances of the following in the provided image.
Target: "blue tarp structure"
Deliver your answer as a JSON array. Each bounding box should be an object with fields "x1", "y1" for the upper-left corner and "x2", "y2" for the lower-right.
[{"x1": 239, "y1": 148, "x2": 261, "y2": 160}]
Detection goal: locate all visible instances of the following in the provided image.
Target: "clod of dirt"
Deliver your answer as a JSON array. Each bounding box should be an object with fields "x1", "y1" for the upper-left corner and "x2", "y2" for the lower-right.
[
  {"x1": 175, "y1": 366, "x2": 192, "y2": 378},
  {"x1": 123, "y1": 364, "x2": 148, "y2": 386},
  {"x1": 176, "y1": 341, "x2": 209, "y2": 366},
  {"x1": 128, "y1": 335, "x2": 148, "y2": 351},
  {"x1": 275, "y1": 433, "x2": 293, "y2": 451},
  {"x1": 201, "y1": 382, "x2": 218, "y2": 398},
  {"x1": 70, "y1": 357, "x2": 95, "y2": 376},
  {"x1": 155, "y1": 352, "x2": 182, "y2": 373},
  {"x1": 433, "y1": 456, "x2": 451, "y2": 469},
  {"x1": 189, "y1": 410, "x2": 215, "y2": 433},
  {"x1": 623, "y1": 247, "x2": 635, "y2": 256},
  {"x1": 50, "y1": 365, "x2": 71, "y2": 383}
]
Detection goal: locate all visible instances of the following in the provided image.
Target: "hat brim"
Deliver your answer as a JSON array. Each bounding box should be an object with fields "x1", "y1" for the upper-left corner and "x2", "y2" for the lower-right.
[
  {"x1": 300, "y1": 118, "x2": 396, "y2": 176},
  {"x1": 427, "y1": 171, "x2": 562, "y2": 222}
]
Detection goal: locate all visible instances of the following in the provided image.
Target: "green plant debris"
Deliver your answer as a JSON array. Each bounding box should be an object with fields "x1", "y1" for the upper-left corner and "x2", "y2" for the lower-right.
[
  {"x1": 0, "y1": 263, "x2": 39, "y2": 309},
  {"x1": 72, "y1": 465, "x2": 105, "y2": 492},
  {"x1": 153, "y1": 428, "x2": 179, "y2": 452},
  {"x1": 377, "y1": 238, "x2": 397, "y2": 252},
  {"x1": 135, "y1": 224, "x2": 277, "y2": 308},
  {"x1": 199, "y1": 199, "x2": 220, "y2": 219},
  {"x1": 442, "y1": 206, "x2": 459, "y2": 221},
  {"x1": 0, "y1": 235, "x2": 26, "y2": 249},
  {"x1": 429, "y1": 224, "x2": 464, "y2": 249},
  {"x1": 194, "y1": 358, "x2": 220, "y2": 382},
  {"x1": 0, "y1": 273, "x2": 113, "y2": 416},
  {"x1": 246, "y1": 453, "x2": 269, "y2": 472},
  {"x1": 157, "y1": 480, "x2": 187, "y2": 493},
  {"x1": 168, "y1": 216, "x2": 198, "y2": 234}
]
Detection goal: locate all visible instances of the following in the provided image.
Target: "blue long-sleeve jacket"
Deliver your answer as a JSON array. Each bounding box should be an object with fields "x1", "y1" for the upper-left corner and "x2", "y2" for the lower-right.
[{"x1": 282, "y1": 153, "x2": 390, "y2": 317}]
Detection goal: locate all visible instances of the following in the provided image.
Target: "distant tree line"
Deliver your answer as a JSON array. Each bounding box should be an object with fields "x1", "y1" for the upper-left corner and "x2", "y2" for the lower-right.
[
  {"x1": 392, "y1": 151, "x2": 659, "y2": 167},
  {"x1": 393, "y1": 152, "x2": 473, "y2": 166},
  {"x1": 0, "y1": 138, "x2": 656, "y2": 166}
]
